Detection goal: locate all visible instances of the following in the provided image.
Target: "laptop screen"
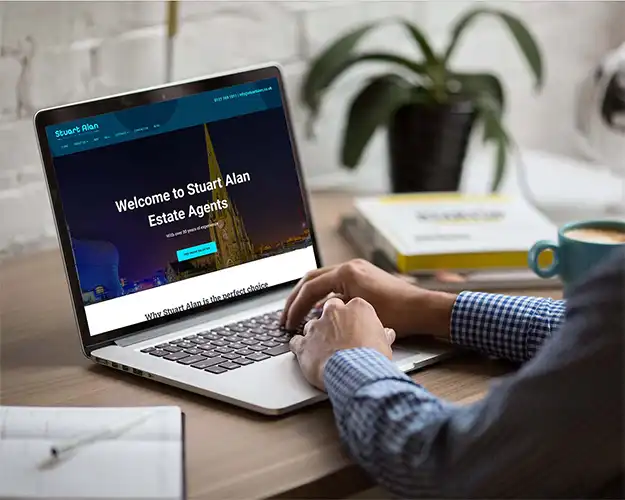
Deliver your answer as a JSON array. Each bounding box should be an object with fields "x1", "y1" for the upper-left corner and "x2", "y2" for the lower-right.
[{"x1": 44, "y1": 76, "x2": 317, "y2": 337}]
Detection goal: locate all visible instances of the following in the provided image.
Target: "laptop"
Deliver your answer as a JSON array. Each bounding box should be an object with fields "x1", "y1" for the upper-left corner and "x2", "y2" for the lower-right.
[{"x1": 34, "y1": 64, "x2": 452, "y2": 415}]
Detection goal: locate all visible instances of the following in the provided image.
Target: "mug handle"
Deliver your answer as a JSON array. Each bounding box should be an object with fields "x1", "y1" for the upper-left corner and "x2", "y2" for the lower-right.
[{"x1": 528, "y1": 240, "x2": 560, "y2": 278}]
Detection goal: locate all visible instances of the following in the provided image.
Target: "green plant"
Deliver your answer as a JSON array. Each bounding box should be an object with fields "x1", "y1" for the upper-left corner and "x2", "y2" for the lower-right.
[{"x1": 300, "y1": 7, "x2": 544, "y2": 191}]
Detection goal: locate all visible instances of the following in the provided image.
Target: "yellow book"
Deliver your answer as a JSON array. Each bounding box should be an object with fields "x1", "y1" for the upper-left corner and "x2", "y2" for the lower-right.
[{"x1": 353, "y1": 193, "x2": 557, "y2": 273}]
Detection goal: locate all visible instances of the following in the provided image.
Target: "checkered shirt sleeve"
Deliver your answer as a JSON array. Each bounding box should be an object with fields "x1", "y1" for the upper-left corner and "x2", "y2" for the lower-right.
[
  {"x1": 324, "y1": 348, "x2": 455, "y2": 498},
  {"x1": 324, "y1": 292, "x2": 567, "y2": 498},
  {"x1": 450, "y1": 291, "x2": 566, "y2": 362}
]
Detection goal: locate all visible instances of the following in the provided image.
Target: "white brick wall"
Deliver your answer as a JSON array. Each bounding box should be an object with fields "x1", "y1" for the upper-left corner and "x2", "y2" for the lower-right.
[{"x1": 0, "y1": 0, "x2": 623, "y2": 258}]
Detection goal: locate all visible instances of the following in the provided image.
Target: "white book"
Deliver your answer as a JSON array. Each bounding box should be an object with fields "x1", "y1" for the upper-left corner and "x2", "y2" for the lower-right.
[
  {"x1": 353, "y1": 193, "x2": 558, "y2": 273},
  {"x1": 0, "y1": 406, "x2": 184, "y2": 500},
  {"x1": 338, "y1": 216, "x2": 561, "y2": 291}
]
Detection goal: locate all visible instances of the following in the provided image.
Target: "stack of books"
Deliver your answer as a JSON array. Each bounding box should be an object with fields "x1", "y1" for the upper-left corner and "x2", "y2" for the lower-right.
[{"x1": 339, "y1": 193, "x2": 561, "y2": 292}]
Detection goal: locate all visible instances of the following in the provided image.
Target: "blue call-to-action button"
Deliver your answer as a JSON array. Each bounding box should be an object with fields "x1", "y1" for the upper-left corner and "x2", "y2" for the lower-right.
[{"x1": 177, "y1": 242, "x2": 217, "y2": 262}]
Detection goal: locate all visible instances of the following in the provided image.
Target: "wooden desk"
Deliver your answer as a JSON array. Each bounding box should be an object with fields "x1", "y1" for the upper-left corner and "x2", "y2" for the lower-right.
[{"x1": 0, "y1": 191, "x2": 561, "y2": 499}]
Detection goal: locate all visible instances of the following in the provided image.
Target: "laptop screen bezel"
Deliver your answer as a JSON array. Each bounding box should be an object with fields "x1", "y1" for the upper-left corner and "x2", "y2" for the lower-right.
[{"x1": 34, "y1": 65, "x2": 323, "y2": 351}]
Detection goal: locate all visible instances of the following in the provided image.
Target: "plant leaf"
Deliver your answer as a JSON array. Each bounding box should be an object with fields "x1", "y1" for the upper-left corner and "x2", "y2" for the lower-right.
[
  {"x1": 453, "y1": 72, "x2": 504, "y2": 110},
  {"x1": 444, "y1": 8, "x2": 543, "y2": 90},
  {"x1": 341, "y1": 74, "x2": 414, "y2": 168},
  {"x1": 300, "y1": 23, "x2": 377, "y2": 119},
  {"x1": 340, "y1": 53, "x2": 429, "y2": 82},
  {"x1": 302, "y1": 52, "x2": 429, "y2": 138},
  {"x1": 490, "y1": 134, "x2": 507, "y2": 192},
  {"x1": 453, "y1": 72, "x2": 505, "y2": 141},
  {"x1": 474, "y1": 94, "x2": 509, "y2": 192},
  {"x1": 476, "y1": 94, "x2": 509, "y2": 144},
  {"x1": 400, "y1": 21, "x2": 439, "y2": 67}
]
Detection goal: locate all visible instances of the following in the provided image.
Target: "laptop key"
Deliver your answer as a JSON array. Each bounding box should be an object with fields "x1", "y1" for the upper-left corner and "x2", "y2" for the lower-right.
[
  {"x1": 241, "y1": 339, "x2": 257, "y2": 346},
  {"x1": 163, "y1": 351, "x2": 190, "y2": 361},
  {"x1": 214, "y1": 328, "x2": 234, "y2": 336},
  {"x1": 236, "y1": 348, "x2": 253, "y2": 356},
  {"x1": 228, "y1": 342, "x2": 245, "y2": 350},
  {"x1": 189, "y1": 338, "x2": 207, "y2": 345},
  {"x1": 219, "y1": 361, "x2": 241, "y2": 370},
  {"x1": 174, "y1": 341, "x2": 194, "y2": 349},
  {"x1": 248, "y1": 345, "x2": 267, "y2": 352},
  {"x1": 191, "y1": 357, "x2": 226, "y2": 369},
  {"x1": 221, "y1": 352, "x2": 240, "y2": 360},
  {"x1": 246, "y1": 352, "x2": 270, "y2": 362},
  {"x1": 200, "y1": 333, "x2": 220, "y2": 341},
  {"x1": 184, "y1": 347, "x2": 203, "y2": 355},
  {"x1": 163, "y1": 345, "x2": 182, "y2": 353},
  {"x1": 140, "y1": 347, "x2": 155, "y2": 353},
  {"x1": 149, "y1": 349, "x2": 168, "y2": 357},
  {"x1": 156, "y1": 343, "x2": 170, "y2": 348},
  {"x1": 254, "y1": 334, "x2": 271, "y2": 342},
  {"x1": 261, "y1": 340, "x2": 280, "y2": 348},
  {"x1": 205, "y1": 365, "x2": 228, "y2": 374},
  {"x1": 214, "y1": 346, "x2": 233, "y2": 354},
  {"x1": 236, "y1": 332, "x2": 254, "y2": 339},
  {"x1": 178, "y1": 355, "x2": 207, "y2": 365},
  {"x1": 196, "y1": 346, "x2": 214, "y2": 354},
  {"x1": 234, "y1": 357, "x2": 254, "y2": 366},
  {"x1": 265, "y1": 344, "x2": 291, "y2": 356},
  {"x1": 275, "y1": 335, "x2": 291, "y2": 343},
  {"x1": 210, "y1": 339, "x2": 226, "y2": 347}
]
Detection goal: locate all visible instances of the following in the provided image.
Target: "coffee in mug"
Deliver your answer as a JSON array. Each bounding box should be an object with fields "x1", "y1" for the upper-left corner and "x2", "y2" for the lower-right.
[
  {"x1": 528, "y1": 219, "x2": 625, "y2": 296},
  {"x1": 563, "y1": 227, "x2": 625, "y2": 244}
]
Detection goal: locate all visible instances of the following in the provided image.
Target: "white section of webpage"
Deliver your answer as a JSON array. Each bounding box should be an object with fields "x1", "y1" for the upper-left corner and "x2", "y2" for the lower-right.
[{"x1": 85, "y1": 247, "x2": 317, "y2": 336}]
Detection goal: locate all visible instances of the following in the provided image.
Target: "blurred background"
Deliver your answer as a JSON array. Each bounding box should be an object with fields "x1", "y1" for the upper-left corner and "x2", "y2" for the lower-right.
[{"x1": 1, "y1": 0, "x2": 625, "y2": 258}]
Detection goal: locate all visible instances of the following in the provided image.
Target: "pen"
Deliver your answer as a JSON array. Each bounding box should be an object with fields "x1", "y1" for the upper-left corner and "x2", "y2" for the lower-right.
[{"x1": 49, "y1": 411, "x2": 153, "y2": 460}]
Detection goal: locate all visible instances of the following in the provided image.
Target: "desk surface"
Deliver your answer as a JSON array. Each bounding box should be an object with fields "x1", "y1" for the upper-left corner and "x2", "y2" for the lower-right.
[{"x1": 0, "y1": 191, "x2": 561, "y2": 499}]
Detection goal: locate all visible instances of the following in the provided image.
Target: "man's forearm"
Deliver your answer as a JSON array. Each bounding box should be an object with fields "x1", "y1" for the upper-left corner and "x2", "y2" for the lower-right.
[
  {"x1": 325, "y1": 348, "x2": 455, "y2": 498},
  {"x1": 406, "y1": 290, "x2": 457, "y2": 339}
]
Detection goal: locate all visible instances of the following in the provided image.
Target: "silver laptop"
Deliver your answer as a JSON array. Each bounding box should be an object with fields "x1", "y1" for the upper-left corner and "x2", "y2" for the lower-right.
[{"x1": 34, "y1": 64, "x2": 451, "y2": 415}]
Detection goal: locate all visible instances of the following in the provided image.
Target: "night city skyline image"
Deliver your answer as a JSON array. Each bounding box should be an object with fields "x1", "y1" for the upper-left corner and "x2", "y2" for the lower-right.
[{"x1": 53, "y1": 107, "x2": 311, "y2": 305}]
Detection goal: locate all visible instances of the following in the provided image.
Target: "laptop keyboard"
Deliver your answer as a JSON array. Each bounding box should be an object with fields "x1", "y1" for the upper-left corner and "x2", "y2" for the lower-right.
[{"x1": 139, "y1": 309, "x2": 317, "y2": 374}]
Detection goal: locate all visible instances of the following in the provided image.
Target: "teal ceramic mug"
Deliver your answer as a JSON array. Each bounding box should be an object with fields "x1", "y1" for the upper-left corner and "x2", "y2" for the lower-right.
[{"x1": 528, "y1": 219, "x2": 625, "y2": 295}]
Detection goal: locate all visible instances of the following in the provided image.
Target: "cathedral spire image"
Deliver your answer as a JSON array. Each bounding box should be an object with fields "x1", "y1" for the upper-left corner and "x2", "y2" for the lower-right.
[{"x1": 203, "y1": 124, "x2": 255, "y2": 269}]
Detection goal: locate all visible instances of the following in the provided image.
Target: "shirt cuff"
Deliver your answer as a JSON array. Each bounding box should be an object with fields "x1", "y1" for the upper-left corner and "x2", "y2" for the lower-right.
[
  {"x1": 324, "y1": 348, "x2": 413, "y2": 412},
  {"x1": 449, "y1": 290, "x2": 564, "y2": 362}
]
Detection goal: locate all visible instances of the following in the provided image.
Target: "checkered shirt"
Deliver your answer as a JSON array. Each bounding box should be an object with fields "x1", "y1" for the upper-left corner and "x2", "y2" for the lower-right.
[{"x1": 324, "y1": 291, "x2": 566, "y2": 498}]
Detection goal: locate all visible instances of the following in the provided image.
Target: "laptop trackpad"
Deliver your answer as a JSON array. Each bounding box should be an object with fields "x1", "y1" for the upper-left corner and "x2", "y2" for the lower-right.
[{"x1": 392, "y1": 337, "x2": 453, "y2": 372}]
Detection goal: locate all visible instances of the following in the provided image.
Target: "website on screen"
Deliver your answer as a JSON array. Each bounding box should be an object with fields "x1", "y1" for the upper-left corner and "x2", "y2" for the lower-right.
[{"x1": 46, "y1": 78, "x2": 316, "y2": 336}]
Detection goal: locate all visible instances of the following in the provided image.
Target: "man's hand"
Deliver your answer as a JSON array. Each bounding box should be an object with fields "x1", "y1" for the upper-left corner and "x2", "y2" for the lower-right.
[
  {"x1": 289, "y1": 296, "x2": 395, "y2": 391},
  {"x1": 281, "y1": 259, "x2": 456, "y2": 339}
]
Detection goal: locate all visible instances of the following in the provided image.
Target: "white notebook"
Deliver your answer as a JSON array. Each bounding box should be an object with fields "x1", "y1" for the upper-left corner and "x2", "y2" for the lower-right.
[{"x1": 0, "y1": 406, "x2": 184, "y2": 500}]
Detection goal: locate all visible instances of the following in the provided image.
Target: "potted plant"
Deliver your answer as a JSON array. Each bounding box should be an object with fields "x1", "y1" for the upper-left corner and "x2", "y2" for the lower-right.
[{"x1": 300, "y1": 7, "x2": 544, "y2": 193}]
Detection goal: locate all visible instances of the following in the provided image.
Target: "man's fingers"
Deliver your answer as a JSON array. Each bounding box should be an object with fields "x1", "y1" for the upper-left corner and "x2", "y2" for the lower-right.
[
  {"x1": 281, "y1": 266, "x2": 336, "y2": 325},
  {"x1": 289, "y1": 334, "x2": 304, "y2": 355},
  {"x1": 384, "y1": 328, "x2": 396, "y2": 345},
  {"x1": 321, "y1": 296, "x2": 344, "y2": 315},
  {"x1": 302, "y1": 317, "x2": 318, "y2": 336},
  {"x1": 285, "y1": 269, "x2": 341, "y2": 330},
  {"x1": 314, "y1": 292, "x2": 345, "y2": 310}
]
